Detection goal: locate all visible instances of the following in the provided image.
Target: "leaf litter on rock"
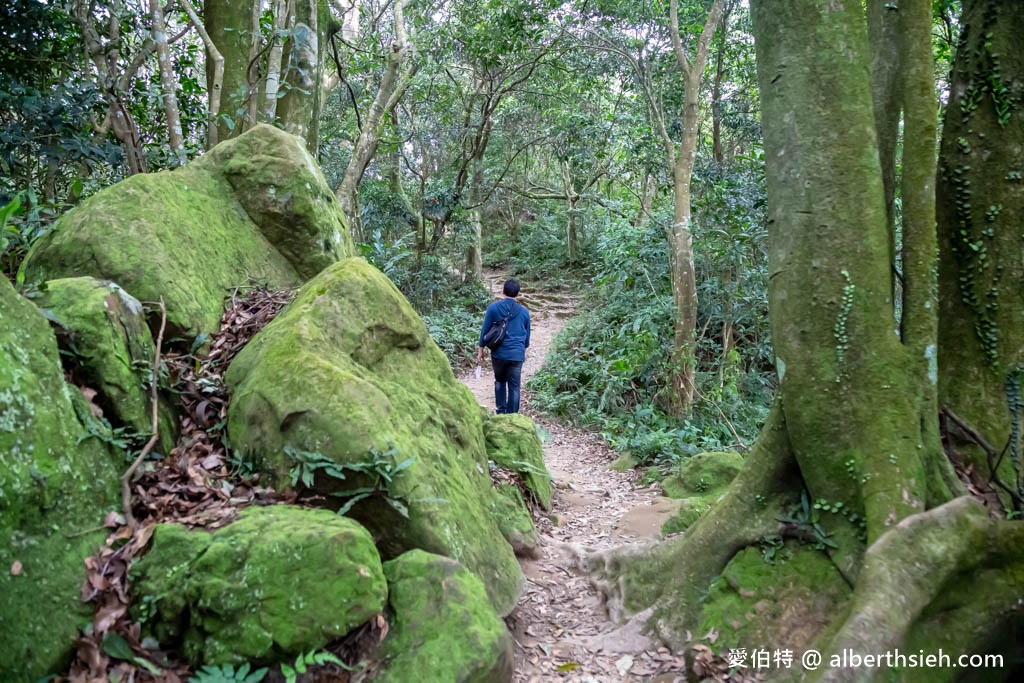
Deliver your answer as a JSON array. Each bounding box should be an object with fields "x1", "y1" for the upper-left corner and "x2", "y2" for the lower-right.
[{"x1": 63, "y1": 286, "x2": 375, "y2": 683}]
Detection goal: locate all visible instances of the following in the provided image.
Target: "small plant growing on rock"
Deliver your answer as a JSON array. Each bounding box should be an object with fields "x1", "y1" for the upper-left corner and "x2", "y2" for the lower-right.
[{"x1": 285, "y1": 441, "x2": 416, "y2": 518}]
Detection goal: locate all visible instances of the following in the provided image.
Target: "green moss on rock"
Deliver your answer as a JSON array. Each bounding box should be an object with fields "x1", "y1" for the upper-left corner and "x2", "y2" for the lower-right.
[
  {"x1": 131, "y1": 505, "x2": 386, "y2": 666},
  {"x1": 483, "y1": 413, "x2": 552, "y2": 510},
  {"x1": 35, "y1": 277, "x2": 175, "y2": 451},
  {"x1": 0, "y1": 278, "x2": 123, "y2": 681},
  {"x1": 202, "y1": 124, "x2": 348, "y2": 280},
  {"x1": 662, "y1": 451, "x2": 744, "y2": 499},
  {"x1": 226, "y1": 258, "x2": 523, "y2": 614},
  {"x1": 660, "y1": 451, "x2": 744, "y2": 534},
  {"x1": 489, "y1": 483, "x2": 540, "y2": 558},
  {"x1": 377, "y1": 550, "x2": 513, "y2": 683},
  {"x1": 660, "y1": 498, "x2": 714, "y2": 535},
  {"x1": 21, "y1": 125, "x2": 350, "y2": 337},
  {"x1": 696, "y1": 543, "x2": 852, "y2": 653}
]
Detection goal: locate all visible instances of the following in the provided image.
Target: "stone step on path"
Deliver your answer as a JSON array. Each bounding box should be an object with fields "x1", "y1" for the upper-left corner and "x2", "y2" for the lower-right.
[{"x1": 459, "y1": 275, "x2": 686, "y2": 681}]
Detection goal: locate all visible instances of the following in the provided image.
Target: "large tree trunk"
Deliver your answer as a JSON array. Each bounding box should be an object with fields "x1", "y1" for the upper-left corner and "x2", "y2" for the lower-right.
[
  {"x1": 585, "y1": 4, "x2": 1024, "y2": 675},
  {"x1": 937, "y1": 0, "x2": 1024, "y2": 509},
  {"x1": 752, "y1": 0, "x2": 932, "y2": 569},
  {"x1": 205, "y1": 0, "x2": 259, "y2": 144}
]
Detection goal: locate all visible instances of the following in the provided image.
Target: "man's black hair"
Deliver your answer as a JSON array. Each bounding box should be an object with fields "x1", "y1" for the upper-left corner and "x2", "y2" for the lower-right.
[{"x1": 503, "y1": 279, "x2": 521, "y2": 297}]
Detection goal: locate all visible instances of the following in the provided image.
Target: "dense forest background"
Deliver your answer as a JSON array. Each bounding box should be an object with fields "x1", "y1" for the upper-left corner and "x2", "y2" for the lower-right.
[{"x1": 6, "y1": 0, "x2": 942, "y2": 470}]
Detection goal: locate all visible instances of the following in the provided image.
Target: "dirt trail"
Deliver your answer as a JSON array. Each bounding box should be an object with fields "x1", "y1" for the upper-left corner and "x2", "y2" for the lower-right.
[{"x1": 459, "y1": 273, "x2": 686, "y2": 681}]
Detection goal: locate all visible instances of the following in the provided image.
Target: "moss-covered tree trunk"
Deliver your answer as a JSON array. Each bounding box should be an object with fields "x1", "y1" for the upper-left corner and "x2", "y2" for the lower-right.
[
  {"x1": 587, "y1": 2, "x2": 1023, "y2": 678},
  {"x1": 205, "y1": 0, "x2": 259, "y2": 144},
  {"x1": 937, "y1": 0, "x2": 1024, "y2": 509},
  {"x1": 754, "y1": 0, "x2": 935, "y2": 561}
]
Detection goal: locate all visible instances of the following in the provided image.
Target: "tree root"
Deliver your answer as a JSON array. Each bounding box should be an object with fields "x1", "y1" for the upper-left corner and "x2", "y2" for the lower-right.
[
  {"x1": 583, "y1": 401, "x2": 801, "y2": 646},
  {"x1": 805, "y1": 496, "x2": 1024, "y2": 683},
  {"x1": 121, "y1": 297, "x2": 165, "y2": 528}
]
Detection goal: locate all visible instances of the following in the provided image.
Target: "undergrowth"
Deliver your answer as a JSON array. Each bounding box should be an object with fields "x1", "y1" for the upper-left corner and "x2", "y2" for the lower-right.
[{"x1": 529, "y1": 180, "x2": 773, "y2": 473}]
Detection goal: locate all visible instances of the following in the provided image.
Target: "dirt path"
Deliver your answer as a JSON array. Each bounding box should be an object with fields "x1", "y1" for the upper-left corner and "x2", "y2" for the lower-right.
[{"x1": 459, "y1": 274, "x2": 686, "y2": 681}]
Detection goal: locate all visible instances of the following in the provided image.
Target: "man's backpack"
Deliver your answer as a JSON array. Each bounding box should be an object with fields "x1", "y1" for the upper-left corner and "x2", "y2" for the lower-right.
[{"x1": 482, "y1": 301, "x2": 518, "y2": 351}]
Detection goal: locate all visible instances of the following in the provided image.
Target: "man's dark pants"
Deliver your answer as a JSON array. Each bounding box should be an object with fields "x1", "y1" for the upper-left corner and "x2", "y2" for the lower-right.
[{"x1": 492, "y1": 358, "x2": 524, "y2": 414}]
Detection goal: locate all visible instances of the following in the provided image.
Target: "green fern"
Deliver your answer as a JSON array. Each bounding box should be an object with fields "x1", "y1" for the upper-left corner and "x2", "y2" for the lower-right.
[
  {"x1": 189, "y1": 663, "x2": 268, "y2": 683},
  {"x1": 281, "y1": 650, "x2": 354, "y2": 683}
]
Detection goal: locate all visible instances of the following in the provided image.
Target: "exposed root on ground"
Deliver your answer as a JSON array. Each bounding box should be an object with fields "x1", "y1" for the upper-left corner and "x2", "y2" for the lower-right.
[
  {"x1": 807, "y1": 496, "x2": 1024, "y2": 683},
  {"x1": 584, "y1": 401, "x2": 800, "y2": 647}
]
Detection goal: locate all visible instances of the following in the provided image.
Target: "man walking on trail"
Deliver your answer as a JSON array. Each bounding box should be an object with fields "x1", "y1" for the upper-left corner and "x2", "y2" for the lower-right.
[{"x1": 478, "y1": 279, "x2": 531, "y2": 414}]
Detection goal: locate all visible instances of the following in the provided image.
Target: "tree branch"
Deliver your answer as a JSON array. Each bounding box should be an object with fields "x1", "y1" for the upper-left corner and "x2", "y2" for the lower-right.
[{"x1": 121, "y1": 298, "x2": 165, "y2": 528}]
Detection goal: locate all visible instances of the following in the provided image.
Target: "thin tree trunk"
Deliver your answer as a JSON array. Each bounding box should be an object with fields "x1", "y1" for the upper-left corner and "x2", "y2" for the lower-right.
[
  {"x1": 246, "y1": 0, "x2": 262, "y2": 127},
  {"x1": 263, "y1": 0, "x2": 290, "y2": 123},
  {"x1": 665, "y1": 0, "x2": 725, "y2": 418},
  {"x1": 711, "y1": 2, "x2": 731, "y2": 166},
  {"x1": 561, "y1": 160, "x2": 580, "y2": 263},
  {"x1": 465, "y1": 155, "x2": 484, "y2": 281},
  {"x1": 75, "y1": 0, "x2": 148, "y2": 174},
  {"x1": 898, "y1": 0, "x2": 959, "y2": 505},
  {"x1": 633, "y1": 172, "x2": 654, "y2": 227},
  {"x1": 566, "y1": 201, "x2": 580, "y2": 264},
  {"x1": 150, "y1": 0, "x2": 186, "y2": 164},
  {"x1": 336, "y1": 0, "x2": 413, "y2": 226},
  {"x1": 181, "y1": 0, "x2": 223, "y2": 149},
  {"x1": 867, "y1": 0, "x2": 903, "y2": 299},
  {"x1": 279, "y1": 0, "x2": 321, "y2": 146}
]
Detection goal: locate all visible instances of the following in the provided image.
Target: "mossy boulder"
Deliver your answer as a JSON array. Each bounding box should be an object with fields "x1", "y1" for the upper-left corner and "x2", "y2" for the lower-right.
[
  {"x1": 662, "y1": 451, "x2": 744, "y2": 499},
  {"x1": 483, "y1": 413, "x2": 552, "y2": 510},
  {"x1": 35, "y1": 277, "x2": 175, "y2": 451},
  {"x1": 661, "y1": 498, "x2": 714, "y2": 535},
  {"x1": 225, "y1": 258, "x2": 523, "y2": 614},
  {"x1": 0, "y1": 278, "x2": 123, "y2": 681},
  {"x1": 661, "y1": 451, "x2": 744, "y2": 534},
  {"x1": 489, "y1": 483, "x2": 540, "y2": 558},
  {"x1": 696, "y1": 543, "x2": 852, "y2": 654},
  {"x1": 21, "y1": 125, "x2": 350, "y2": 337},
  {"x1": 130, "y1": 505, "x2": 386, "y2": 666},
  {"x1": 376, "y1": 550, "x2": 513, "y2": 683}
]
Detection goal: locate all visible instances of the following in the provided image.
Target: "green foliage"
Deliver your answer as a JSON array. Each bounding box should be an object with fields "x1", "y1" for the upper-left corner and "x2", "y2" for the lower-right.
[
  {"x1": 189, "y1": 663, "x2": 268, "y2": 683},
  {"x1": 776, "y1": 491, "x2": 839, "y2": 550},
  {"x1": 484, "y1": 208, "x2": 595, "y2": 281},
  {"x1": 281, "y1": 650, "x2": 353, "y2": 682},
  {"x1": 530, "y1": 196, "x2": 772, "y2": 469},
  {"x1": 284, "y1": 442, "x2": 416, "y2": 518}
]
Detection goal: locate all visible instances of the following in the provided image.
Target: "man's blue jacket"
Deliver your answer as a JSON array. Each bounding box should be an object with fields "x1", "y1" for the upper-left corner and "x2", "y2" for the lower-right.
[{"x1": 479, "y1": 298, "x2": 531, "y2": 361}]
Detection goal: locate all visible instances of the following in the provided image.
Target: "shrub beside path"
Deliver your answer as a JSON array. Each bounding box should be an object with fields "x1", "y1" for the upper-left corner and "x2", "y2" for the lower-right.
[{"x1": 459, "y1": 275, "x2": 688, "y2": 681}]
